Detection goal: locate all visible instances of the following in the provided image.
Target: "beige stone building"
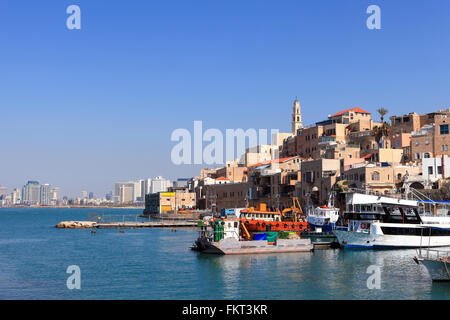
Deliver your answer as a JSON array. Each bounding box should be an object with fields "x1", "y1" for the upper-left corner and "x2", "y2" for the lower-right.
[
  {"x1": 411, "y1": 113, "x2": 450, "y2": 161},
  {"x1": 342, "y1": 163, "x2": 421, "y2": 195},
  {"x1": 300, "y1": 158, "x2": 340, "y2": 205}
]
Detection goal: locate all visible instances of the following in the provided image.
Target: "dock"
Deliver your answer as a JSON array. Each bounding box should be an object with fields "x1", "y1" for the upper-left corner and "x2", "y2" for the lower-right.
[{"x1": 55, "y1": 220, "x2": 199, "y2": 229}]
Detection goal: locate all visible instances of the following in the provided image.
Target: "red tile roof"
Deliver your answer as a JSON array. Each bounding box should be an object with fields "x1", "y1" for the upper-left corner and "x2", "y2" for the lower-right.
[
  {"x1": 330, "y1": 107, "x2": 370, "y2": 118},
  {"x1": 216, "y1": 177, "x2": 229, "y2": 181},
  {"x1": 251, "y1": 157, "x2": 296, "y2": 167}
]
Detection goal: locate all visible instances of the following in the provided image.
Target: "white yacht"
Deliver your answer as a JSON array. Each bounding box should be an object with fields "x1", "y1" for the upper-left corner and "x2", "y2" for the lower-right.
[{"x1": 334, "y1": 192, "x2": 450, "y2": 249}]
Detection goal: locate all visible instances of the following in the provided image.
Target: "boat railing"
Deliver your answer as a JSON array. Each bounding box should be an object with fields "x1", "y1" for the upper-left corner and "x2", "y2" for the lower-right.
[{"x1": 418, "y1": 248, "x2": 450, "y2": 261}]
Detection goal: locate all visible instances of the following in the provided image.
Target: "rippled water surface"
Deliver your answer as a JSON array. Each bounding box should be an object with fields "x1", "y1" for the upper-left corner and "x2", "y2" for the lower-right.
[{"x1": 0, "y1": 208, "x2": 449, "y2": 299}]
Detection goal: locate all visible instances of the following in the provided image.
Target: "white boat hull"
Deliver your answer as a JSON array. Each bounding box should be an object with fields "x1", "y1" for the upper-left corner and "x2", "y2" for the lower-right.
[{"x1": 334, "y1": 230, "x2": 450, "y2": 249}]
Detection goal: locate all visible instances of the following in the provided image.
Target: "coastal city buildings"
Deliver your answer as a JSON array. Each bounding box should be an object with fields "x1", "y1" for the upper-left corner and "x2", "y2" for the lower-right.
[
  {"x1": 167, "y1": 100, "x2": 450, "y2": 215},
  {"x1": 2, "y1": 100, "x2": 450, "y2": 211}
]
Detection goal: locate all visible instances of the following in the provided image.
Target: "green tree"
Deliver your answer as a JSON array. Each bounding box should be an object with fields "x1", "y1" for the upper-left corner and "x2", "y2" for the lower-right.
[
  {"x1": 372, "y1": 122, "x2": 391, "y2": 148},
  {"x1": 377, "y1": 108, "x2": 388, "y2": 122}
]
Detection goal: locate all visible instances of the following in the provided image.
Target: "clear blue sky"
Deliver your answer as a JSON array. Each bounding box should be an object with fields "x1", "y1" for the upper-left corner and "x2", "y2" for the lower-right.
[{"x1": 1, "y1": 0, "x2": 450, "y2": 197}]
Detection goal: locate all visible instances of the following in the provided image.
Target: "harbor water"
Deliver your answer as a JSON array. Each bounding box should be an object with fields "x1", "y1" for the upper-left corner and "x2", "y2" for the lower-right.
[{"x1": 1, "y1": 208, "x2": 449, "y2": 300}]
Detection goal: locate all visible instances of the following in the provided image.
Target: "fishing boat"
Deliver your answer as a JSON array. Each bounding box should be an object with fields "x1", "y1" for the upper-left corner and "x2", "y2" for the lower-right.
[
  {"x1": 334, "y1": 192, "x2": 450, "y2": 249},
  {"x1": 238, "y1": 198, "x2": 309, "y2": 233},
  {"x1": 414, "y1": 226, "x2": 450, "y2": 281},
  {"x1": 191, "y1": 217, "x2": 313, "y2": 255},
  {"x1": 306, "y1": 192, "x2": 340, "y2": 233}
]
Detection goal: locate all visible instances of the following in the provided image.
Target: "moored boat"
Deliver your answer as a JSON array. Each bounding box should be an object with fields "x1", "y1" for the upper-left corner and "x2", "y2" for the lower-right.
[
  {"x1": 192, "y1": 217, "x2": 313, "y2": 255},
  {"x1": 306, "y1": 192, "x2": 340, "y2": 233},
  {"x1": 334, "y1": 192, "x2": 450, "y2": 249},
  {"x1": 238, "y1": 198, "x2": 309, "y2": 234},
  {"x1": 414, "y1": 226, "x2": 450, "y2": 281}
]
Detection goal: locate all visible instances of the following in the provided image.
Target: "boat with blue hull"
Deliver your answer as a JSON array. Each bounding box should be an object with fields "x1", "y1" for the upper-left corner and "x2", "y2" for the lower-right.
[{"x1": 305, "y1": 192, "x2": 340, "y2": 233}]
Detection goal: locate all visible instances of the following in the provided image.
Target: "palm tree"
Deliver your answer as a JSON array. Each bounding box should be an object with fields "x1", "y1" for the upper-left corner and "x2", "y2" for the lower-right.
[
  {"x1": 372, "y1": 122, "x2": 391, "y2": 148},
  {"x1": 377, "y1": 108, "x2": 388, "y2": 123}
]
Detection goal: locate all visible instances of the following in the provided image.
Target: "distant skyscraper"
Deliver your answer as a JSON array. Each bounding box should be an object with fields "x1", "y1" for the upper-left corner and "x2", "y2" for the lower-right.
[
  {"x1": 105, "y1": 191, "x2": 113, "y2": 201},
  {"x1": 11, "y1": 188, "x2": 21, "y2": 204},
  {"x1": 40, "y1": 184, "x2": 51, "y2": 205},
  {"x1": 22, "y1": 181, "x2": 40, "y2": 205},
  {"x1": 151, "y1": 176, "x2": 172, "y2": 193},
  {"x1": 0, "y1": 186, "x2": 7, "y2": 199},
  {"x1": 88, "y1": 192, "x2": 94, "y2": 200},
  {"x1": 134, "y1": 181, "x2": 142, "y2": 201},
  {"x1": 174, "y1": 178, "x2": 190, "y2": 188},
  {"x1": 143, "y1": 178, "x2": 152, "y2": 196},
  {"x1": 81, "y1": 191, "x2": 88, "y2": 199},
  {"x1": 114, "y1": 182, "x2": 135, "y2": 203},
  {"x1": 50, "y1": 187, "x2": 60, "y2": 205}
]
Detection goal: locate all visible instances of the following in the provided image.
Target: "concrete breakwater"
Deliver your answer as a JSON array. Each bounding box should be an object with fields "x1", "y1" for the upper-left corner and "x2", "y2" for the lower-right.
[
  {"x1": 55, "y1": 220, "x2": 198, "y2": 229},
  {"x1": 56, "y1": 221, "x2": 97, "y2": 228}
]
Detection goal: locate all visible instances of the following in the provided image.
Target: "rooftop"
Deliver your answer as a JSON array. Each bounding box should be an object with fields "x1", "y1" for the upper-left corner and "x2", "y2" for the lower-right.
[{"x1": 330, "y1": 107, "x2": 371, "y2": 118}]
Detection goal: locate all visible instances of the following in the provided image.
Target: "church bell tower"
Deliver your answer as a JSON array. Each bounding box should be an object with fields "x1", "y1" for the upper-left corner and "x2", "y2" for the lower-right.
[{"x1": 292, "y1": 98, "x2": 303, "y2": 135}]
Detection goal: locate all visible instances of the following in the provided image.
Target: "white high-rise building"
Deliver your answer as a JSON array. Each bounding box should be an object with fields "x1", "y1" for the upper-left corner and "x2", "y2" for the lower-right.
[
  {"x1": 114, "y1": 182, "x2": 135, "y2": 204},
  {"x1": 139, "y1": 178, "x2": 152, "y2": 200},
  {"x1": 144, "y1": 178, "x2": 152, "y2": 195},
  {"x1": 11, "y1": 188, "x2": 21, "y2": 204},
  {"x1": 22, "y1": 181, "x2": 41, "y2": 205},
  {"x1": 50, "y1": 187, "x2": 60, "y2": 205},
  {"x1": 151, "y1": 176, "x2": 172, "y2": 194},
  {"x1": 40, "y1": 184, "x2": 51, "y2": 205},
  {"x1": 134, "y1": 181, "x2": 142, "y2": 201}
]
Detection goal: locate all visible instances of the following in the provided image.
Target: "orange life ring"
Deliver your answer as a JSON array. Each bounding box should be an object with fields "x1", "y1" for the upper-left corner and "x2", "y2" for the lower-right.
[{"x1": 361, "y1": 223, "x2": 367, "y2": 229}]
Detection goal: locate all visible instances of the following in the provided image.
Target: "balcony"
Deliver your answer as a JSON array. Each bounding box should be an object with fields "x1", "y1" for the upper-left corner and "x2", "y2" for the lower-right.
[
  {"x1": 318, "y1": 136, "x2": 337, "y2": 145},
  {"x1": 348, "y1": 130, "x2": 373, "y2": 138}
]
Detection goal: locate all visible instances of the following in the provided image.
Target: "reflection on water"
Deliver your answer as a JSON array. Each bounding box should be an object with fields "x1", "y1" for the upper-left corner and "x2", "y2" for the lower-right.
[{"x1": 0, "y1": 208, "x2": 449, "y2": 300}]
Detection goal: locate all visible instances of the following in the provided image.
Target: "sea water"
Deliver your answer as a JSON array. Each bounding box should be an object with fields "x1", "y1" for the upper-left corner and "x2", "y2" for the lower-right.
[{"x1": 0, "y1": 208, "x2": 449, "y2": 300}]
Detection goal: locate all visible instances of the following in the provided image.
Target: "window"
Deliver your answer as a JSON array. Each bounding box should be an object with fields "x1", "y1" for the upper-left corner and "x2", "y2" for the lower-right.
[
  {"x1": 428, "y1": 167, "x2": 433, "y2": 175},
  {"x1": 438, "y1": 166, "x2": 443, "y2": 175},
  {"x1": 424, "y1": 153, "x2": 430, "y2": 158},
  {"x1": 440, "y1": 124, "x2": 449, "y2": 135},
  {"x1": 397, "y1": 173, "x2": 402, "y2": 180},
  {"x1": 372, "y1": 172, "x2": 380, "y2": 181}
]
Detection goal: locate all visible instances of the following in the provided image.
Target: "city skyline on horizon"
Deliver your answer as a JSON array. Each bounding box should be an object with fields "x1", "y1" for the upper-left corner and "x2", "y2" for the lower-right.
[{"x1": 2, "y1": 1, "x2": 450, "y2": 196}]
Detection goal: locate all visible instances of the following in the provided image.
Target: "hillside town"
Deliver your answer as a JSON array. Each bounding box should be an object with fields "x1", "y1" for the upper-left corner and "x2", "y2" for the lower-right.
[
  {"x1": 144, "y1": 100, "x2": 450, "y2": 214},
  {"x1": 2, "y1": 101, "x2": 449, "y2": 211}
]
